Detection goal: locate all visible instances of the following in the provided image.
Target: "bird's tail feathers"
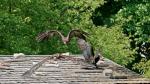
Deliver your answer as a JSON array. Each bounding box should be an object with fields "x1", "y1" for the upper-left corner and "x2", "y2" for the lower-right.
[{"x1": 92, "y1": 49, "x2": 103, "y2": 65}]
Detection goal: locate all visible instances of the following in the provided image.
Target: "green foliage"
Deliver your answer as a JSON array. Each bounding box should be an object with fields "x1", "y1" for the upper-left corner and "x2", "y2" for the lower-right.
[
  {"x1": 133, "y1": 59, "x2": 150, "y2": 78},
  {"x1": 113, "y1": 1, "x2": 150, "y2": 77},
  {"x1": 92, "y1": 0, "x2": 123, "y2": 26},
  {"x1": 0, "y1": 11, "x2": 36, "y2": 54},
  {"x1": 89, "y1": 26, "x2": 134, "y2": 66},
  {"x1": 0, "y1": 0, "x2": 104, "y2": 54},
  {"x1": 90, "y1": 0, "x2": 150, "y2": 77},
  {"x1": 115, "y1": 2, "x2": 150, "y2": 42}
]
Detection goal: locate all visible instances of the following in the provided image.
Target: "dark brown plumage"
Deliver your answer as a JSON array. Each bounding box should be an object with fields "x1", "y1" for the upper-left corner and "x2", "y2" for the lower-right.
[{"x1": 36, "y1": 29, "x2": 88, "y2": 44}]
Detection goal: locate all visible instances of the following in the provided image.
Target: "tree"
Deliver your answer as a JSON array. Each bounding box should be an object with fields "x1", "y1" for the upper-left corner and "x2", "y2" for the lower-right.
[
  {"x1": 113, "y1": 0, "x2": 150, "y2": 77},
  {"x1": 0, "y1": 0, "x2": 104, "y2": 54}
]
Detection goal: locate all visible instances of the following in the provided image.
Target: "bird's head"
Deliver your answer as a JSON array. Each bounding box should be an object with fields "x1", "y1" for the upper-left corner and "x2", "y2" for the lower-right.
[{"x1": 62, "y1": 37, "x2": 69, "y2": 44}]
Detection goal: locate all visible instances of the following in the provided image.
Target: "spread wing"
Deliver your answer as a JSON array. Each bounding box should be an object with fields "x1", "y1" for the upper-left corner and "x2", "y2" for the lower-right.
[
  {"x1": 68, "y1": 29, "x2": 89, "y2": 41},
  {"x1": 36, "y1": 30, "x2": 64, "y2": 42}
]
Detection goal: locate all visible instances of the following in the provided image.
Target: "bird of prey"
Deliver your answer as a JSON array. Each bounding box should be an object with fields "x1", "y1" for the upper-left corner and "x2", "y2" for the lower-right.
[
  {"x1": 36, "y1": 29, "x2": 100, "y2": 68},
  {"x1": 36, "y1": 29, "x2": 88, "y2": 44},
  {"x1": 77, "y1": 38, "x2": 100, "y2": 68}
]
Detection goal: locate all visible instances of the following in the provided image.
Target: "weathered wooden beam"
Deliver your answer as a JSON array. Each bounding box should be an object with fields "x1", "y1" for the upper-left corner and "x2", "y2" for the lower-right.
[
  {"x1": 0, "y1": 61, "x2": 14, "y2": 70},
  {"x1": 4, "y1": 58, "x2": 30, "y2": 62},
  {"x1": 0, "y1": 66, "x2": 14, "y2": 70},
  {"x1": 22, "y1": 54, "x2": 61, "y2": 77}
]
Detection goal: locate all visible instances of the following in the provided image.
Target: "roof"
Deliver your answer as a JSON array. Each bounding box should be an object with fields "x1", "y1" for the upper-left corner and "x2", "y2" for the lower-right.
[{"x1": 0, "y1": 55, "x2": 150, "y2": 84}]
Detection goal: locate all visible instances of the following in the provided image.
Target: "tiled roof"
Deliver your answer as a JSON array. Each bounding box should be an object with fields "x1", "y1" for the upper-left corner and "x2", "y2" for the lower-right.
[{"x1": 0, "y1": 55, "x2": 150, "y2": 84}]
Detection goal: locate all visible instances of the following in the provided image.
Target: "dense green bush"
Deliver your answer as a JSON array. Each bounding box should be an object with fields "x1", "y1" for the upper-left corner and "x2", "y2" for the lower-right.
[
  {"x1": 113, "y1": 1, "x2": 150, "y2": 77},
  {"x1": 91, "y1": 0, "x2": 150, "y2": 77},
  {"x1": 0, "y1": 0, "x2": 103, "y2": 54},
  {"x1": 89, "y1": 26, "x2": 135, "y2": 66}
]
